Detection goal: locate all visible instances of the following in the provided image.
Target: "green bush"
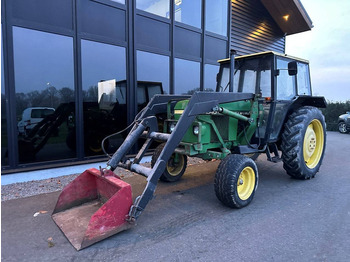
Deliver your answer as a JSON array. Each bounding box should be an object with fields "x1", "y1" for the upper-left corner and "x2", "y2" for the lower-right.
[{"x1": 320, "y1": 100, "x2": 350, "y2": 131}]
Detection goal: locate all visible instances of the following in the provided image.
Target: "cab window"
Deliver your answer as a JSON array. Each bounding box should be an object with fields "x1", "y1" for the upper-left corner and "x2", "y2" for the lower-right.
[
  {"x1": 297, "y1": 62, "x2": 311, "y2": 95},
  {"x1": 276, "y1": 58, "x2": 296, "y2": 100}
]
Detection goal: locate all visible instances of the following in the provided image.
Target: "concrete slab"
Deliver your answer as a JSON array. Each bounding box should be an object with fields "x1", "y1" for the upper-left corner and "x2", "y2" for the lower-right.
[{"x1": 1, "y1": 132, "x2": 350, "y2": 262}]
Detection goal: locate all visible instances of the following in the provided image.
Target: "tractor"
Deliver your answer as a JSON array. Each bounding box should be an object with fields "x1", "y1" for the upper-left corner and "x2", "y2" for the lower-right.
[{"x1": 52, "y1": 50, "x2": 326, "y2": 250}]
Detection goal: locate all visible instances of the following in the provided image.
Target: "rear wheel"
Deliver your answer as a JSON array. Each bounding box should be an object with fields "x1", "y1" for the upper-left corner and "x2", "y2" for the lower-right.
[
  {"x1": 281, "y1": 106, "x2": 326, "y2": 179},
  {"x1": 151, "y1": 143, "x2": 187, "y2": 182},
  {"x1": 214, "y1": 154, "x2": 258, "y2": 208}
]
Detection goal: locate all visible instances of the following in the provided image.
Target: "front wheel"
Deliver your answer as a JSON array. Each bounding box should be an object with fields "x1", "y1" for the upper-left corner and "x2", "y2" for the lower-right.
[
  {"x1": 151, "y1": 143, "x2": 187, "y2": 182},
  {"x1": 214, "y1": 154, "x2": 258, "y2": 208},
  {"x1": 281, "y1": 106, "x2": 326, "y2": 179}
]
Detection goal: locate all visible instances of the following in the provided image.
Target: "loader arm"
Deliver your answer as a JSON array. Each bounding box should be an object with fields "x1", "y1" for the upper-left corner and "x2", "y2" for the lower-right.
[{"x1": 106, "y1": 91, "x2": 255, "y2": 220}]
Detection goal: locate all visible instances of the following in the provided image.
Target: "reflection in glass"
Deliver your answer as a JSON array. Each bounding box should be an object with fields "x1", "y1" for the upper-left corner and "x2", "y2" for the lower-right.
[
  {"x1": 175, "y1": 58, "x2": 200, "y2": 94},
  {"x1": 205, "y1": 0, "x2": 228, "y2": 36},
  {"x1": 81, "y1": 40, "x2": 126, "y2": 156},
  {"x1": 204, "y1": 64, "x2": 219, "y2": 91},
  {"x1": 175, "y1": 0, "x2": 201, "y2": 28},
  {"x1": 137, "y1": 0, "x2": 170, "y2": 18},
  {"x1": 137, "y1": 51, "x2": 169, "y2": 94},
  {"x1": 111, "y1": 0, "x2": 125, "y2": 4},
  {"x1": 1, "y1": 31, "x2": 8, "y2": 166},
  {"x1": 13, "y1": 27, "x2": 76, "y2": 164}
]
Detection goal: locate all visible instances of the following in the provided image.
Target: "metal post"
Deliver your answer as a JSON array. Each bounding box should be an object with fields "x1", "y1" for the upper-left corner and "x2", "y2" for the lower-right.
[{"x1": 229, "y1": 49, "x2": 237, "y2": 92}]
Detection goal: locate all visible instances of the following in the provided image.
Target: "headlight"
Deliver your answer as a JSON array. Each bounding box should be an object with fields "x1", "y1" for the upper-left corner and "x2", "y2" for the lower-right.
[
  {"x1": 170, "y1": 123, "x2": 176, "y2": 133},
  {"x1": 193, "y1": 126, "x2": 199, "y2": 135}
]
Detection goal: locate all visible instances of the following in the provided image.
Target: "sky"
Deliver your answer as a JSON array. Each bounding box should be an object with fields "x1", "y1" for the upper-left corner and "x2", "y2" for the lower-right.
[{"x1": 285, "y1": 0, "x2": 350, "y2": 102}]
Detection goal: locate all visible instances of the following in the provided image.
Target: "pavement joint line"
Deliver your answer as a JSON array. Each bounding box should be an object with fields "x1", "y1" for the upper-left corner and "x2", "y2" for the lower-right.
[{"x1": 1, "y1": 156, "x2": 152, "y2": 186}]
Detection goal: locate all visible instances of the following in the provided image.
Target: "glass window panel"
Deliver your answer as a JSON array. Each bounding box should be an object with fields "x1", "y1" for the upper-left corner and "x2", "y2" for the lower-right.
[
  {"x1": 297, "y1": 62, "x2": 311, "y2": 95},
  {"x1": 81, "y1": 40, "x2": 126, "y2": 156},
  {"x1": 204, "y1": 64, "x2": 219, "y2": 92},
  {"x1": 13, "y1": 27, "x2": 75, "y2": 164},
  {"x1": 242, "y1": 70, "x2": 257, "y2": 93},
  {"x1": 148, "y1": 85, "x2": 163, "y2": 99},
  {"x1": 175, "y1": 58, "x2": 200, "y2": 94},
  {"x1": 137, "y1": 51, "x2": 169, "y2": 95},
  {"x1": 205, "y1": 0, "x2": 228, "y2": 36},
  {"x1": 111, "y1": 0, "x2": 125, "y2": 4},
  {"x1": 137, "y1": 85, "x2": 147, "y2": 106},
  {"x1": 137, "y1": 0, "x2": 170, "y2": 18},
  {"x1": 218, "y1": 64, "x2": 239, "y2": 93},
  {"x1": 276, "y1": 58, "x2": 296, "y2": 100},
  {"x1": 259, "y1": 70, "x2": 271, "y2": 97},
  {"x1": 1, "y1": 29, "x2": 8, "y2": 166},
  {"x1": 175, "y1": 0, "x2": 201, "y2": 28}
]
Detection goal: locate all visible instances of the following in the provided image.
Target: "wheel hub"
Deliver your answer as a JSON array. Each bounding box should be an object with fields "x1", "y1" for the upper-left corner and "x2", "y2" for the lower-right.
[
  {"x1": 304, "y1": 127, "x2": 317, "y2": 159},
  {"x1": 237, "y1": 167, "x2": 255, "y2": 200},
  {"x1": 303, "y1": 119, "x2": 324, "y2": 169}
]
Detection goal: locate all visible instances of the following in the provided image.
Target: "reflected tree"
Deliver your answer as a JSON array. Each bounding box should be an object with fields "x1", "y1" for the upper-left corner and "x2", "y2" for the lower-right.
[
  {"x1": 83, "y1": 85, "x2": 98, "y2": 102},
  {"x1": 59, "y1": 87, "x2": 75, "y2": 103},
  {"x1": 185, "y1": 87, "x2": 214, "y2": 95}
]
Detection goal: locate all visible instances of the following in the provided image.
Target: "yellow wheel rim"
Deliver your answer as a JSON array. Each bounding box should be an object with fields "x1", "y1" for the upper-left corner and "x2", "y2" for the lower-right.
[
  {"x1": 166, "y1": 154, "x2": 184, "y2": 177},
  {"x1": 303, "y1": 119, "x2": 324, "y2": 169},
  {"x1": 237, "y1": 166, "x2": 256, "y2": 200}
]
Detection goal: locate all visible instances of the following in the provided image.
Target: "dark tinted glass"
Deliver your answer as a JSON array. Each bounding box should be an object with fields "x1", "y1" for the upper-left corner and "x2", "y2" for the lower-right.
[
  {"x1": 1, "y1": 31, "x2": 8, "y2": 166},
  {"x1": 13, "y1": 27, "x2": 76, "y2": 164},
  {"x1": 205, "y1": 0, "x2": 228, "y2": 35},
  {"x1": 137, "y1": 51, "x2": 169, "y2": 94},
  {"x1": 175, "y1": 0, "x2": 201, "y2": 28},
  {"x1": 175, "y1": 58, "x2": 200, "y2": 94},
  {"x1": 204, "y1": 64, "x2": 219, "y2": 92},
  {"x1": 81, "y1": 40, "x2": 126, "y2": 156}
]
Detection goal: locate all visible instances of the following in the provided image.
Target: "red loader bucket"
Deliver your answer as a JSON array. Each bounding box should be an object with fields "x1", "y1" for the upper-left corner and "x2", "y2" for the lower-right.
[{"x1": 52, "y1": 168, "x2": 133, "y2": 250}]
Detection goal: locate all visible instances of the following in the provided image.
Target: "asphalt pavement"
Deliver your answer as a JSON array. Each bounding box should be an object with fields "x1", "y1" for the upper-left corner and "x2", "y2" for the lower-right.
[{"x1": 1, "y1": 131, "x2": 350, "y2": 262}]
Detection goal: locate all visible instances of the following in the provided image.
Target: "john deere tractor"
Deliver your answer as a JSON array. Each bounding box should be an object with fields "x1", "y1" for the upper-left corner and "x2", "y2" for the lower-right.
[{"x1": 53, "y1": 50, "x2": 326, "y2": 250}]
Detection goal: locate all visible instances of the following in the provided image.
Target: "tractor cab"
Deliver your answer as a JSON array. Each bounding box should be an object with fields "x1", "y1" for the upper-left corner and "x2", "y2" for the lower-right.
[
  {"x1": 216, "y1": 51, "x2": 325, "y2": 143},
  {"x1": 216, "y1": 51, "x2": 312, "y2": 99}
]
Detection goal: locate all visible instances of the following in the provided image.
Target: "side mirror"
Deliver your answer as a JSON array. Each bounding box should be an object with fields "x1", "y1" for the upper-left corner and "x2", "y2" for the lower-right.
[{"x1": 288, "y1": 61, "x2": 298, "y2": 76}]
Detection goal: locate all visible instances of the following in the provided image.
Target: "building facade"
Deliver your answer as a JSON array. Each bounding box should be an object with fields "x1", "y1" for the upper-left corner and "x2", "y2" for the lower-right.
[{"x1": 1, "y1": 0, "x2": 312, "y2": 172}]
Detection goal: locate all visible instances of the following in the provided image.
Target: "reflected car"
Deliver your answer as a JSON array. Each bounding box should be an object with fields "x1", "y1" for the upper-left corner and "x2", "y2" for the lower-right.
[
  {"x1": 18, "y1": 107, "x2": 55, "y2": 136},
  {"x1": 338, "y1": 112, "x2": 350, "y2": 134}
]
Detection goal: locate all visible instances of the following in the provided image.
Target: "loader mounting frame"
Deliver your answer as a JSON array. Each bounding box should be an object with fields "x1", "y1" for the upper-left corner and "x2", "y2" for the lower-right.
[{"x1": 105, "y1": 92, "x2": 255, "y2": 220}]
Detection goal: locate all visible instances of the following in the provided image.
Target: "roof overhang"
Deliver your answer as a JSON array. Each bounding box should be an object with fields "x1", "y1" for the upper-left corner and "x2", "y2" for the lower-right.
[{"x1": 261, "y1": 0, "x2": 313, "y2": 35}]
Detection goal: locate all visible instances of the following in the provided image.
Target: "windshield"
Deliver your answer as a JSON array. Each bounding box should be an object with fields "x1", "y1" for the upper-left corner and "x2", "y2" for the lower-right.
[{"x1": 218, "y1": 56, "x2": 272, "y2": 97}]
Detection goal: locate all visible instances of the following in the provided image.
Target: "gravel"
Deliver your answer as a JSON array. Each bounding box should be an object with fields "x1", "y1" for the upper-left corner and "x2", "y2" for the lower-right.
[{"x1": 1, "y1": 157, "x2": 206, "y2": 202}]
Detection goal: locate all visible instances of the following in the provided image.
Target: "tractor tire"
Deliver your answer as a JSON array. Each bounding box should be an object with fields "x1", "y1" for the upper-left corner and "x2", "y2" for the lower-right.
[
  {"x1": 281, "y1": 106, "x2": 326, "y2": 179},
  {"x1": 338, "y1": 122, "x2": 349, "y2": 134},
  {"x1": 151, "y1": 143, "x2": 187, "y2": 182},
  {"x1": 214, "y1": 154, "x2": 258, "y2": 208}
]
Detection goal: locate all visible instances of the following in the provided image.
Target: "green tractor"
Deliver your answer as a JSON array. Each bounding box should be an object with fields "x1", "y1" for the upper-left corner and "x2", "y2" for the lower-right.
[
  {"x1": 53, "y1": 50, "x2": 326, "y2": 250},
  {"x1": 150, "y1": 50, "x2": 327, "y2": 208}
]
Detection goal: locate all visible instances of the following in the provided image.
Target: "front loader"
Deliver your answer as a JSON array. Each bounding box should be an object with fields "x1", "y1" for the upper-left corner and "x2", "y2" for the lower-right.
[{"x1": 52, "y1": 50, "x2": 327, "y2": 250}]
